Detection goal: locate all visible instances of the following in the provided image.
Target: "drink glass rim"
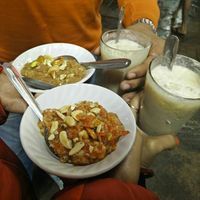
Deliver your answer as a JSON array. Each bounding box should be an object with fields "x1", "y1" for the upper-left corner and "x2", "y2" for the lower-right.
[
  {"x1": 149, "y1": 54, "x2": 200, "y2": 101},
  {"x1": 101, "y1": 29, "x2": 152, "y2": 52}
]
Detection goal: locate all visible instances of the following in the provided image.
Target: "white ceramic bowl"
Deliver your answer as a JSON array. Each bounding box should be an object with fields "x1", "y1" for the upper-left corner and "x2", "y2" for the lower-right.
[
  {"x1": 20, "y1": 83, "x2": 136, "y2": 178},
  {"x1": 13, "y1": 43, "x2": 96, "y2": 93}
]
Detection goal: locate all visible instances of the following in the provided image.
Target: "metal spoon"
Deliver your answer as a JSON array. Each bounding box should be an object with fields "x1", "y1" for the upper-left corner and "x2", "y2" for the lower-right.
[
  {"x1": 22, "y1": 57, "x2": 131, "y2": 90},
  {"x1": 2, "y1": 62, "x2": 59, "y2": 159},
  {"x1": 163, "y1": 35, "x2": 179, "y2": 70},
  {"x1": 60, "y1": 56, "x2": 131, "y2": 69},
  {"x1": 22, "y1": 77, "x2": 54, "y2": 90},
  {"x1": 115, "y1": 6, "x2": 124, "y2": 43}
]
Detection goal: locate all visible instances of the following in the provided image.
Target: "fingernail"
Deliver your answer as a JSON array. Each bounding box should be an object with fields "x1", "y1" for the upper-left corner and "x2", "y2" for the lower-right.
[
  {"x1": 121, "y1": 83, "x2": 130, "y2": 90},
  {"x1": 127, "y1": 73, "x2": 136, "y2": 79}
]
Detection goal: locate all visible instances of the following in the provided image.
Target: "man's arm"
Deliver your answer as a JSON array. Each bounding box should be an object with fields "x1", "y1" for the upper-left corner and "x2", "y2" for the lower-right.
[
  {"x1": 117, "y1": 0, "x2": 165, "y2": 101},
  {"x1": 0, "y1": 71, "x2": 27, "y2": 113},
  {"x1": 120, "y1": 23, "x2": 165, "y2": 102}
]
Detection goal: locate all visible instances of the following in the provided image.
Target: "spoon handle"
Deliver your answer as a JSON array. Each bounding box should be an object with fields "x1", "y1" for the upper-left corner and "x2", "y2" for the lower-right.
[
  {"x1": 2, "y1": 62, "x2": 43, "y2": 120},
  {"x1": 163, "y1": 35, "x2": 179, "y2": 70},
  {"x1": 115, "y1": 6, "x2": 124, "y2": 43},
  {"x1": 81, "y1": 58, "x2": 131, "y2": 69}
]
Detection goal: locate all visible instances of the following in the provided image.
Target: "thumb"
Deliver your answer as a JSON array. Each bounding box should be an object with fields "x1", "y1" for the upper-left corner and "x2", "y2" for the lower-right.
[{"x1": 126, "y1": 54, "x2": 157, "y2": 79}]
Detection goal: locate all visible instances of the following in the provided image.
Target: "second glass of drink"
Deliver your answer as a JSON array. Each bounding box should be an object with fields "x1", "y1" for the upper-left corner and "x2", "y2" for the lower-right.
[{"x1": 98, "y1": 29, "x2": 151, "y2": 94}]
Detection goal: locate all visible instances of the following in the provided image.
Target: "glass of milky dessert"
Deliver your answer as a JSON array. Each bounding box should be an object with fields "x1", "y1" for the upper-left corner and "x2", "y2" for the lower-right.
[
  {"x1": 98, "y1": 29, "x2": 151, "y2": 94},
  {"x1": 138, "y1": 55, "x2": 200, "y2": 135}
]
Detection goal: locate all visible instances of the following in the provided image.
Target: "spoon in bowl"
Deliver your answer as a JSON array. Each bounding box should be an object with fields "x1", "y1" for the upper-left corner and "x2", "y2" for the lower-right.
[
  {"x1": 22, "y1": 57, "x2": 131, "y2": 90},
  {"x1": 58, "y1": 56, "x2": 131, "y2": 70},
  {"x1": 2, "y1": 62, "x2": 59, "y2": 159}
]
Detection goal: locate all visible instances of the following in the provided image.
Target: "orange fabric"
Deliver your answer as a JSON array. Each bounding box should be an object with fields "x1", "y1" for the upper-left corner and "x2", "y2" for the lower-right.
[
  {"x1": 0, "y1": 161, "x2": 21, "y2": 200},
  {"x1": 0, "y1": 139, "x2": 159, "y2": 200},
  {"x1": 55, "y1": 178, "x2": 159, "y2": 200},
  {"x1": 0, "y1": 0, "x2": 159, "y2": 62},
  {"x1": 54, "y1": 184, "x2": 84, "y2": 200},
  {"x1": 118, "y1": 0, "x2": 160, "y2": 28},
  {"x1": 0, "y1": 139, "x2": 35, "y2": 200}
]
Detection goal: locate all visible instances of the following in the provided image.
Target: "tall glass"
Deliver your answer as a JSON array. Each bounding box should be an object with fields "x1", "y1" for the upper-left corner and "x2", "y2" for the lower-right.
[
  {"x1": 97, "y1": 29, "x2": 151, "y2": 94},
  {"x1": 138, "y1": 55, "x2": 200, "y2": 135}
]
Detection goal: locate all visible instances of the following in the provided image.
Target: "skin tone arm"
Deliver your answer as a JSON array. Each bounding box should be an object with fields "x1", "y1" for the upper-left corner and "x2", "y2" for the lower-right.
[
  {"x1": 0, "y1": 72, "x2": 27, "y2": 113},
  {"x1": 110, "y1": 96, "x2": 179, "y2": 183},
  {"x1": 120, "y1": 23, "x2": 165, "y2": 103}
]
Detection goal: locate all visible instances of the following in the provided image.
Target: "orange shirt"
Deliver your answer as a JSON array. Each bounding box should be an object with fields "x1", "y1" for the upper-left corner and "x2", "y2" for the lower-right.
[{"x1": 0, "y1": 0, "x2": 159, "y2": 62}]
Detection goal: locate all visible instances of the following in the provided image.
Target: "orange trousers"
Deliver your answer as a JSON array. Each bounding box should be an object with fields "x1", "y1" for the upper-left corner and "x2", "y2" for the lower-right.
[{"x1": 0, "y1": 139, "x2": 159, "y2": 200}]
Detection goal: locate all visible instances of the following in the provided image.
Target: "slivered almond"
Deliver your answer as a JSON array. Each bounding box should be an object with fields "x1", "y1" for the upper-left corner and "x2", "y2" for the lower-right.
[
  {"x1": 78, "y1": 130, "x2": 89, "y2": 139},
  {"x1": 55, "y1": 110, "x2": 66, "y2": 120},
  {"x1": 86, "y1": 128, "x2": 97, "y2": 139},
  {"x1": 89, "y1": 145, "x2": 94, "y2": 153},
  {"x1": 51, "y1": 71, "x2": 56, "y2": 79},
  {"x1": 50, "y1": 121, "x2": 59, "y2": 134},
  {"x1": 89, "y1": 103, "x2": 96, "y2": 108},
  {"x1": 87, "y1": 112, "x2": 95, "y2": 117},
  {"x1": 76, "y1": 150, "x2": 84, "y2": 156},
  {"x1": 64, "y1": 116, "x2": 76, "y2": 126},
  {"x1": 59, "y1": 60, "x2": 67, "y2": 70},
  {"x1": 90, "y1": 107, "x2": 100, "y2": 114},
  {"x1": 69, "y1": 142, "x2": 85, "y2": 156},
  {"x1": 59, "y1": 131, "x2": 72, "y2": 149},
  {"x1": 54, "y1": 131, "x2": 59, "y2": 135},
  {"x1": 73, "y1": 137, "x2": 79, "y2": 143},
  {"x1": 59, "y1": 105, "x2": 69, "y2": 113},
  {"x1": 48, "y1": 66, "x2": 59, "y2": 73},
  {"x1": 71, "y1": 110, "x2": 83, "y2": 120},
  {"x1": 59, "y1": 74, "x2": 67, "y2": 80},
  {"x1": 48, "y1": 134, "x2": 55, "y2": 141},
  {"x1": 67, "y1": 73, "x2": 75, "y2": 78},
  {"x1": 96, "y1": 124, "x2": 102, "y2": 133},
  {"x1": 70, "y1": 105, "x2": 76, "y2": 111}
]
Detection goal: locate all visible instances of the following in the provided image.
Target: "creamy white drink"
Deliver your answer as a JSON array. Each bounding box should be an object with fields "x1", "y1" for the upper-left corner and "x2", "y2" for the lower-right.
[
  {"x1": 152, "y1": 64, "x2": 200, "y2": 98},
  {"x1": 139, "y1": 55, "x2": 200, "y2": 135},
  {"x1": 98, "y1": 29, "x2": 151, "y2": 93},
  {"x1": 105, "y1": 39, "x2": 144, "y2": 50}
]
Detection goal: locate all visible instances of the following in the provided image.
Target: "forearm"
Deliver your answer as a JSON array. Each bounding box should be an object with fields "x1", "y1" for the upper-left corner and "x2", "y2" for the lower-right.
[
  {"x1": 112, "y1": 130, "x2": 143, "y2": 183},
  {"x1": 1, "y1": 96, "x2": 27, "y2": 113},
  {"x1": 127, "y1": 23, "x2": 157, "y2": 41},
  {"x1": 128, "y1": 23, "x2": 165, "y2": 59}
]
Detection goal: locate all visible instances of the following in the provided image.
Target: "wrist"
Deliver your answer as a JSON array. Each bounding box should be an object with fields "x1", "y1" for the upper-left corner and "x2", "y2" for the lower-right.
[{"x1": 127, "y1": 23, "x2": 157, "y2": 41}]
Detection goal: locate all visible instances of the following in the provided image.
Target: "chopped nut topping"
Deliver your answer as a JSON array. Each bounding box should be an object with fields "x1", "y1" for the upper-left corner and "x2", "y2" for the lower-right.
[
  {"x1": 59, "y1": 131, "x2": 72, "y2": 149},
  {"x1": 86, "y1": 128, "x2": 97, "y2": 139},
  {"x1": 55, "y1": 111, "x2": 66, "y2": 120},
  {"x1": 89, "y1": 145, "x2": 94, "y2": 153},
  {"x1": 90, "y1": 107, "x2": 100, "y2": 114},
  {"x1": 59, "y1": 74, "x2": 67, "y2": 80},
  {"x1": 71, "y1": 110, "x2": 83, "y2": 120},
  {"x1": 64, "y1": 116, "x2": 76, "y2": 126},
  {"x1": 48, "y1": 134, "x2": 55, "y2": 141},
  {"x1": 59, "y1": 105, "x2": 69, "y2": 113},
  {"x1": 69, "y1": 142, "x2": 85, "y2": 156},
  {"x1": 78, "y1": 130, "x2": 89, "y2": 139},
  {"x1": 50, "y1": 121, "x2": 59, "y2": 134}
]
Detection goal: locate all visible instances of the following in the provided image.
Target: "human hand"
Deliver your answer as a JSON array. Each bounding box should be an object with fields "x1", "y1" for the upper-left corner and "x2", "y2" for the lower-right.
[
  {"x1": 120, "y1": 23, "x2": 165, "y2": 101},
  {"x1": 0, "y1": 71, "x2": 27, "y2": 113}
]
